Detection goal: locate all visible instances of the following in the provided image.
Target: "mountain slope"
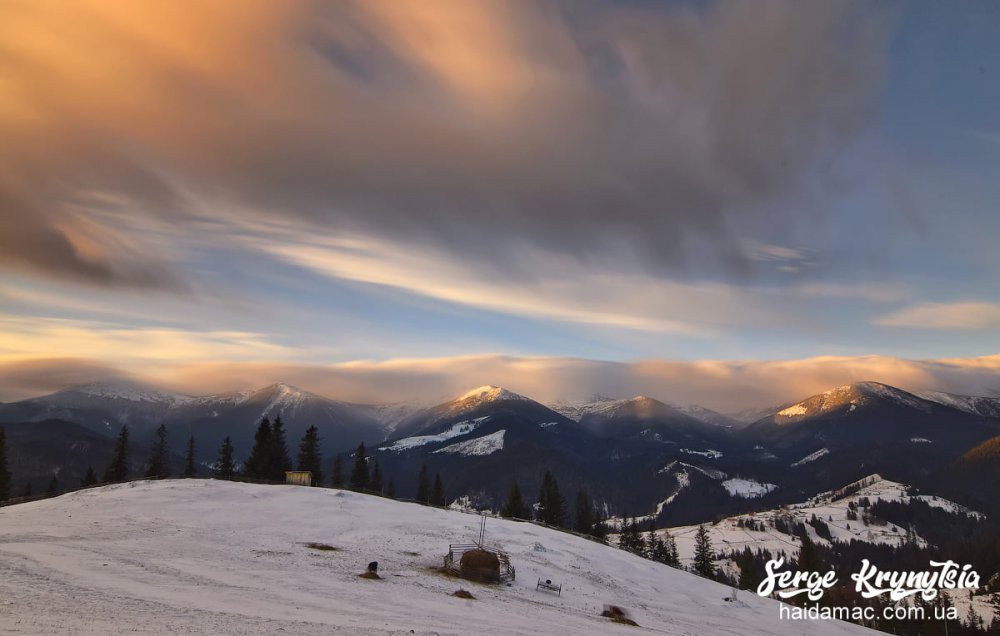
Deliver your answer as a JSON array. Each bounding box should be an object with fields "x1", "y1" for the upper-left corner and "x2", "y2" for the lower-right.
[
  {"x1": 552, "y1": 396, "x2": 740, "y2": 430},
  {"x1": 169, "y1": 382, "x2": 387, "y2": 461},
  {"x1": 0, "y1": 479, "x2": 872, "y2": 635},
  {"x1": 571, "y1": 395, "x2": 734, "y2": 450},
  {"x1": 375, "y1": 386, "x2": 608, "y2": 506},
  {"x1": 740, "y1": 382, "x2": 1000, "y2": 490},
  {"x1": 916, "y1": 391, "x2": 1000, "y2": 418},
  {"x1": 0, "y1": 419, "x2": 123, "y2": 494},
  {"x1": 660, "y1": 474, "x2": 980, "y2": 565},
  {"x1": 0, "y1": 381, "x2": 388, "y2": 465}
]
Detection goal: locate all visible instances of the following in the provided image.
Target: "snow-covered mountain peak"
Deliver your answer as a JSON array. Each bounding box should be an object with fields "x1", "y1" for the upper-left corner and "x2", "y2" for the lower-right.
[
  {"x1": 263, "y1": 382, "x2": 309, "y2": 399},
  {"x1": 775, "y1": 381, "x2": 931, "y2": 421},
  {"x1": 549, "y1": 395, "x2": 736, "y2": 427},
  {"x1": 454, "y1": 385, "x2": 527, "y2": 404},
  {"x1": 59, "y1": 380, "x2": 191, "y2": 405}
]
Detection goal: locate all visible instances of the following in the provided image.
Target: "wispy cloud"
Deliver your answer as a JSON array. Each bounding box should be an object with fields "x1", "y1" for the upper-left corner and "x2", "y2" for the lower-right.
[
  {"x1": 0, "y1": 315, "x2": 301, "y2": 364},
  {"x1": 0, "y1": 0, "x2": 888, "y2": 287},
  {"x1": 874, "y1": 301, "x2": 1000, "y2": 329}
]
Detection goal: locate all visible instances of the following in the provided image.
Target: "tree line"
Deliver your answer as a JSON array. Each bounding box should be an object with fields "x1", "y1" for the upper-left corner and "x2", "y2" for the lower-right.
[{"x1": 0, "y1": 416, "x2": 454, "y2": 507}]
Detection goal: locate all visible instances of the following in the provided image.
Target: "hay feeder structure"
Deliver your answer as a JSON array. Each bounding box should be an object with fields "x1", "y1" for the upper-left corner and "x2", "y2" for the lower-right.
[{"x1": 442, "y1": 516, "x2": 515, "y2": 583}]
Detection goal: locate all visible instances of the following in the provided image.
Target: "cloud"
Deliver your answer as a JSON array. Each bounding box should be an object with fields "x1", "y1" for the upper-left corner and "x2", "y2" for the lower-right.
[
  {"x1": 0, "y1": 314, "x2": 301, "y2": 364},
  {"x1": 0, "y1": 0, "x2": 889, "y2": 287},
  {"x1": 873, "y1": 301, "x2": 1000, "y2": 329},
  {"x1": 0, "y1": 358, "x2": 125, "y2": 400}
]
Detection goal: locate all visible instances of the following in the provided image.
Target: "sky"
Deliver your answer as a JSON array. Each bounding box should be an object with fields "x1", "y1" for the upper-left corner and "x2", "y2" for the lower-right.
[{"x1": 1, "y1": 0, "x2": 999, "y2": 408}]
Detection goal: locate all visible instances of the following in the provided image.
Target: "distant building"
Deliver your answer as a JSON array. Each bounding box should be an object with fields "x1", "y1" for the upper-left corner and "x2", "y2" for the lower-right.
[{"x1": 285, "y1": 471, "x2": 312, "y2": 486}]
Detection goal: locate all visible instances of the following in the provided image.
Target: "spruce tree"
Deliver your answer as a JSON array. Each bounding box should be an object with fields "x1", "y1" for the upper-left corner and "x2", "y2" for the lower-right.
[
  {"x1": 46, "y1": 476, "x2": 59, "y2": 497},
  {"x1": 431, "y1": 473, "x2": 445, "y2": 506},
  {"x1": 574, "y1": 489, "x2": 593, "y2": 534},
  {"x1": 103, "y1": 425, "x2": 130, "y2": 483},
  {"x1": 145, "y1": 424, "x2": 170, "y2": 478},
  {"x1": 645, "y1": 532, "x2": 662, "y2": 561},
  {"x1": 500, "y1": 481, "x2": 527, "y2": 519},
  {"x1": 619, "y1": 516, "x2": 644, "y2": 555},
  {"x1": 693, "y1": 524, "x2": 715, "y2": 578},
  {"x1": 663, "y1": 528, "x2": 680, "y2": 567},
  {"x1": 0, "y1": 426, "x2": 10, "y2": 502},
  {"x1": 268, "y1": 415, "x2": 292, "y2": 481},
  {"x1": 214, "y1": 436, "x2": 236, "y2": 478},
  {"x1": 369, "y1": 459, "x2": 383, "y2": 494},
  {"x1": 296, "y1": 425, "x2": 323, "y2": 485},
  {"x1": 415, "y1": 464, "x2": 430, "y2": 503},
  {"x1": 331, "y1": 454, "x2": 343, "y2": 488},
  {"x1": 348, "y1": 442, "x2": 369, "y2": 491},
  {"x1": 183, "y1": 435, "x2": 196, "y2": 477},
  {"x1": 737, "y1": 547, "x2": 759, "y2": 589},
  {"x1": 243, "y1": 418, "x2": 272, "y2": 480},
  {"x1": 795, "y1": 530, "x2": 821, "y2": 573},
  {"x1": 21, "y1": 482, "x2": 31, "y2": 498},
  {"x1": 80, "y1": 466, "x2": 98, "y2": 488},
  {"x1": 591, "y1": 507, "x2": 609, "y2": 541},
  {"x1": 385, "y1": 477, "x2": 396, "y2": 498},
  {"x1": 536, "y1": 470, "x2": 565, "y2": 526}
]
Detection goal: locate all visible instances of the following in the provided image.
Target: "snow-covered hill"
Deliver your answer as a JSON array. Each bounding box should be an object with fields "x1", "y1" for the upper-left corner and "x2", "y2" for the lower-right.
[
  {"x1": 0, "y1": 480, "x2": 873, "y2": 635},
  {"x1": 660, "y1": 475, "x2": 981, "y2": 567}
]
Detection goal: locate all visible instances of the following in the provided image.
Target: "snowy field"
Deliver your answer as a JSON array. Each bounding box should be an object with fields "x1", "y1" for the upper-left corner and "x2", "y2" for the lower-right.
[{"x1": 0, "y1": 480, "x2": 874, "y2": 635}]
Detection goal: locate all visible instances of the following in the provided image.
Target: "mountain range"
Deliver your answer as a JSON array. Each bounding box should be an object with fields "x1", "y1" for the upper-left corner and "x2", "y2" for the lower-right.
[{"x1": 3, "y1": 379, "x2": 1000, "y2": 522}]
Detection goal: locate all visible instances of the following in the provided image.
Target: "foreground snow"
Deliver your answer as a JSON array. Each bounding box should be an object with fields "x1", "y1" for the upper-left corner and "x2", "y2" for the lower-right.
[{"x1": 0, "y1": 480, "x2": 873, "y2": 635}]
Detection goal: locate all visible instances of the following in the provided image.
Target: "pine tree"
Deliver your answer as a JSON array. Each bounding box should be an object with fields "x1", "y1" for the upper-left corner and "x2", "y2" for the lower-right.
[
  {"x1": 145, "y1": 423, "x2": 170, "y2": 478},
  {"x1": 431, "y1": 473, "x2": 445, "y2": 506},
  {"x1": 269, "y1": 415, "x2": 292, "y2": 481},
  {"x1": 80, "y1": 466, "x2": 98, "y2": 488},
  {"x1": 183, "y1": 435, "x2": 196, "y2": 477},
  {"x1": 243, "y1": 418, "x2": 272, "y2": 480},
  {"x1": 331, "y1": 454, "x2": 343, "y2": 488},
  {"x1": 646, "y1": 532, "x2": 665, "y2": 561},
  {"x1": 0, "y1": 426, "x2": 10, "y2": 502},
  {"x1": 663, "y1": 529, "x2": 680, "y2": 566},
  {"x1": 21, "y1": 482, "x2": 31, "y2": 498},
  {"x1": 270, "y1": 416, "x2": 292, "y2": 478},
  {"x1": 591, "y1": 507, "x2": 609, "y2": 541},
  {"x1": 103, "y1": 425, "x2": 130, "y2": 483},
  {"x1": 46, "y1": 476, "x2": 59, "y2": 497},
  {"x1": 693, "y1": 524, "x2": 715, "y2": 578},
  {"x1": 796, "y1": 529, "x2": 821, "y2": 573},
  {"x1": 385, "y1": 477, "x2": 396, "y2": 498},
  {"x1": 536, "y1": 470, "x2": 565, "y2": 526},
  {"x1": 415, "y1": 464, "x2": 430, "y2": 503},
  {"x1": 500, "y1": 481, "x2": 528, "y2": 519},
  {"x1": 574, "y1": 489, "x2": 593, "y2": 534},
  {"x1": 369, "y1": 459, "x2": 383, "y2": 494},
  {"x1": 214, "y1": 436, "x2": 236, "y2": 478},
  {"x1": 296, "y1": 425, "x2": 323, "y2": 486},
  {"x1": 618, "y1": 516, "x2": 644, "y2": 555},
  {"x1": 965, "y1": 603, "x2": 980, "y2": 631},
  {"x1": 348, "y1": 442, "x2": 369, "y2": 491}
]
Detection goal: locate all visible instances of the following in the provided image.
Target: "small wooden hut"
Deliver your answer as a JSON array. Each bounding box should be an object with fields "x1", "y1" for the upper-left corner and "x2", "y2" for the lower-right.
[{"x1": 285, "y1": 470, "x2": 313, "y2": 486}]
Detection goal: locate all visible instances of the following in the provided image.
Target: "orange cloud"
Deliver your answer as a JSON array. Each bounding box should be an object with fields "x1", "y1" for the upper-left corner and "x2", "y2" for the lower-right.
[{"x1": 3, "y1": 353, "x2": 998, "y2": 412}]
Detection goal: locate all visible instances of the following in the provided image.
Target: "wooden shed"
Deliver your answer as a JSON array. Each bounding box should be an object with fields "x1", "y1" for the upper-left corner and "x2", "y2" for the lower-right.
[{"x1": 285, "y1": 470, "x2": 312, "y2": 486}]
